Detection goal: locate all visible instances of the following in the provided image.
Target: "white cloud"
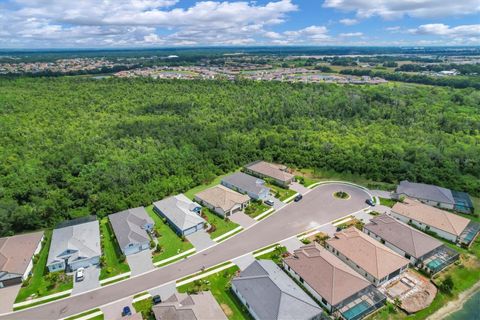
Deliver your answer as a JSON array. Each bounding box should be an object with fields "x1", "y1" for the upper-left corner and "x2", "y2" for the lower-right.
[
  {"x1": 385, "y1": 26, "x2": 401, "y2": 32},
  {"x1": 0, "y1": 0, "x2": 298, "y2": 47},
  {"x1": 409, "y1": 24, "x2": 480, "y2": 37},
  {"x1": 323, "y1": 0, "x2": 480, "y2": 19},
  {"x1": 339, "y1": 32, "x2": 363, "y2": 37},
  {"x1": 339, "y1": 18, "x2": 358, "y2": 26}
]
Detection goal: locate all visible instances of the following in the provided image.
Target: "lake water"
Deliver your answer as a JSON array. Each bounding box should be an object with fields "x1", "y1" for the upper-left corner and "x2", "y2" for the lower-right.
[{"x1": 445, "y1": 290, "x2": 480, "y2": 320}]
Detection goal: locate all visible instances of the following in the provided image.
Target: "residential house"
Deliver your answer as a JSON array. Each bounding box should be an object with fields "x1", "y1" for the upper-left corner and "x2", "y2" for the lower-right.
[
  {"x1": 153, "y1": 194, "x2": 205, "y2": 236},
  {"x1": 231, "y1": 260, "x2": 323, "y2": 320},
  {"x1": 194, "y1": 185, "x2": 250, "y2": 217},
  {"x1": 47, "y1": 217, "x2": 101, "y2": 272},
  {"x1": 391, "y1": 199, "x2": 479, "y2": 247},
  {"x1": 364, "y1": 214, "x2": 459, "y2": 274},
  {"x1": 284, "y1": 243, "x2": 386, "y2": 320},
  {"x1": 244, "y1": 161, "x2": 295, "y2": 187},
  {"x1": 109, "y1": 207, "x2": 154, "y2": 256},
  {"x1": 394, "y1": 180, "x2": 474, "y2": 214},
  {"x1": 326, "y1": 227, "x2": 409, "y2": 286},
  {"x1": 221, "y1": 172, "x2": 270, "y2": 200},
  {"x1": 0, "y1": 231, "x2": 44, "y2": 288},
  {"x1": 152, "y1": 292, "x2": 227, "y2": 320}
]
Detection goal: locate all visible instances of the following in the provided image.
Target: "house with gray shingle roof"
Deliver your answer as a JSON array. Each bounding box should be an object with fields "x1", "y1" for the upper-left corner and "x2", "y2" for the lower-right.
[
  {"x1": 232, "y1": 259, "x2": 323, "y2": 320},
  {"x1": 47, "y1": 216, "x2": 101, "y2": 272},
  {"x1": 108, "y1": 207, "x2": 154, "y2": 256},
  {"x1": 221, "y1": 172, "x2": 270, "y2": 200},
  {"x1": 0, "y1": 231, "x2": 44, "y2": 287},
  {"x1": 364, "y1": 214, "x2": 459, "y2": 274},
  {"x1": 153, "y1": 194, "x2": 205, "y2": 236},
  {"x1": 394, "y1": 180, "x2": 475, "y2": 214}
]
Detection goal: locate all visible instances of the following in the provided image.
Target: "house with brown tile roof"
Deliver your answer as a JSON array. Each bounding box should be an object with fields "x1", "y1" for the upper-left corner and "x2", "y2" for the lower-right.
[
  {"x1": 152, "y1": 291, "x2": 227, "y2": 320},
  {"x1": 326, "y1": 227, "x2": 409, "y2": 286},
  {"x1": 363, "y1": 214, "x2": 459, "y2": 273},
  {"x1": 391, "y1": 199, "x2": 478, "y2": 246},
  {"x1": 244, "y1": 161, "x2": 295, "y2": 186},
  {"x1": 284, "y1": 243, "x2": 386, "y2": 319},
  {"x1": 0, "y1": 231, "x2": 44, "y2": 288},
  {"x1": 194, "y1": 185, "x2": 250, "y2": 217}
]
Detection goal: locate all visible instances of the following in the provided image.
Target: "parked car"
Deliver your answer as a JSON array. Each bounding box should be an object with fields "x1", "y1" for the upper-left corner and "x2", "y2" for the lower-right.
[
  {"x1": 265, "y1": 199, "x2": 274, "y2": 206},
  {"x1": 76, "y1": 267, "x2": 85, "y2": 282},
  {"x1": 122, "y1": 306, "x2": 132, "y2": 317},
  {"x1": 152, "y1": 295, "x2": 162, "y2": 305},
  {"x1": 294, "y1": 194, "x2": 303, "y2": 202},
  {"x1": 366, "y1": 199, "x2": 375, "y2": 206}
]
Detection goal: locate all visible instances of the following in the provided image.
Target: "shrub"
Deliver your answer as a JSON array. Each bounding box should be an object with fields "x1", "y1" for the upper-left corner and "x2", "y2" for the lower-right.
[
  {"x1": 439, "y1": 275, "x2": 454, "y2": 294},
  {"x1": 149, "y1": 240, "x2": 155, "y2": 249}
]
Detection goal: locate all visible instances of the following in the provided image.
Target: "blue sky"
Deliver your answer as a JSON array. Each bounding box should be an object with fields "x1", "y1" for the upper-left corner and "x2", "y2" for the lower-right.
[{"x1": 0, "y1": 0, "x2": 478, "y2": 48}]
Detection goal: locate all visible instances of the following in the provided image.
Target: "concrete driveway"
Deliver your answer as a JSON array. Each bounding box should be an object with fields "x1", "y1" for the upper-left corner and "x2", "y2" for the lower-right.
[
  {"x1": 0, "y1": 285, "x2": 20, "y2": 313},
  {"x1": 371, "y1": 190, "x2": 393, "y2": 199},
  {"x1": 72, "y1": 266, "x2": 100, "y2": 295},
  {"x1": 4, "y1": 183, "x2": 370, "y2": 320},
  {"x1": 101, "y1": 296, "x2": 134, "y2": 320},
  {"x1": 290, "y1": 182, "x2": 310, "y2": 195},
  {"x1": 186, "y1": 230, "x2": 215, "y2": 251},
  {"x1": 267, "y1": 195, "x2": 285, "y2": 210},
  {"x1": 127, "y1": 250, "x2": 154, "y2": 276},
  {"x1": 229, "y1": 212, "x2": 255, "y2": 228},
  {"x1": 232, "y1": 253, "x2": 255, "y2": 270},
  {"x1": 148, "y1": 282, "x2": 177, "y2": 301},
  {"x1": 280, "y1": 237, "x2": 304, "y2": 253}
]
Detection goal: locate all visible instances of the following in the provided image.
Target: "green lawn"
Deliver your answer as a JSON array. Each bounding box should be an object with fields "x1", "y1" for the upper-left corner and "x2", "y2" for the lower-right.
[
  {"x1": 177, "y1": 266, "x2": 252, "y2": 320},
  {"x1": 379, "y1": 197, "x2": 397, "y2": 207},
  {"x1": 244, "y1": 201, "x2": 269, "y2": 218},
  {"x1": 266, "y1": 183, "x2": 296, "y2": 201},
  {"x1": 133, "y1": 298, "x2": 155, "y2": 320},
  {"x1": 255, "y1": 246, "x2": 287, "y2": 264},
  {"x1": 184, "y1": 168, "x2": 241, "y2": 200},
  {"x1": 99, "y1": 218, "x2": 130, "y2": 280},
  {"x1": 145, "y1": 205, "x2": 194, "y2": 263},
  {"x1": 202, "y1": 208, "x2": 240, "y2": 239},
  {"x1": 16, "y1": 230, "x2": 73, "y2": 303}
]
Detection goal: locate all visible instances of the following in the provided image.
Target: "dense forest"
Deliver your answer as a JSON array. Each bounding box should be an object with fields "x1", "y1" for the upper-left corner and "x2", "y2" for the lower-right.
[{"x1": 0, "y1": 77, "x2": 479, "y2": 236}]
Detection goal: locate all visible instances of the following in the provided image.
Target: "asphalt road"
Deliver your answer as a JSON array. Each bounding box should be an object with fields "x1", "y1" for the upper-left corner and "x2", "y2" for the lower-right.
[{"x1": 1, "y1": 183, "x2": 371, "y2": 320}]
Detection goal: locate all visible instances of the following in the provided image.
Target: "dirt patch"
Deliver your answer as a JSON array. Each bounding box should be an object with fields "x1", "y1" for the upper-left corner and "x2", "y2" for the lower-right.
[
  {"x1": 220, "y1": 303, "x2": 233, "y2": 316},
  {"x1": 382, "y1": 269, "x2": 437, "y2": 314}
]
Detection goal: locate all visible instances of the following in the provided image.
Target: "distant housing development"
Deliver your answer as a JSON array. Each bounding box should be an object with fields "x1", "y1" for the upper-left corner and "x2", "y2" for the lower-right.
[
  {"x1": 284, "y1": 243, "x2": 386, "y2": 320},
  {"x1": 0, "y1": 231, "x2": 44, "y2": 288},
  {"x1": 244, "y1": 160, "x2": 295, "y2": 186},
  {"x1": 394, "y1": 180, "x2": 474, "y2": 214},
  {"x1": 326, "y1": 227, "x2": 409, "y2": 286},
  {"x1": 391, "y1": 199, "x2": 480, "y2": 247},
  {"x1": 47, "y1": 217, "x2": 101, "y2": 272},
  {"x1": 109, "y1": 207, "x2": 154, "y2": 256},
  {"x1": 222, "y1": 172, "x2": 270, "y2": 200},
  {"x1": 152, "y1": 292, "x2": 227, "y2": 320},
  {"x1": 153, "y1": 194, "x2": 205, "y2": 236},
  {"x1": 364, "y1": 215, "x2": 459, "y2": 274},
  {"x1": 232, "y1": 260, "x2": 323, "y2": 320},
  {"x1": 194, "y1": 185, "x2": 250, "y2": 217}
]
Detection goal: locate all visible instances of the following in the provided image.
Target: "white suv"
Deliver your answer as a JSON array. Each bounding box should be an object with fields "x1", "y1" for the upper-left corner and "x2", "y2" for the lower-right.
[{"x1": 76, "y1": 267, "x2": 85, "y2": 282}]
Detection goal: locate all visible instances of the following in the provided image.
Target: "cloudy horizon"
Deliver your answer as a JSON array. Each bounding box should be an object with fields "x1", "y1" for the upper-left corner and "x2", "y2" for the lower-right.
[{"x1": 0, "y1": 0, "x2": 479, "y2": 48}]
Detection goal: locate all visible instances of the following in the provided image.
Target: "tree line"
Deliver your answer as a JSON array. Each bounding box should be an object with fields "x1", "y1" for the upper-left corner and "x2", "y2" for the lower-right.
[{"x1": 0, "y1": 77, "x2": 479, "y2": 236}]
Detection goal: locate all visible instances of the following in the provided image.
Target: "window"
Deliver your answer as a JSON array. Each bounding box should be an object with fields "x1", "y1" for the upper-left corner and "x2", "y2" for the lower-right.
[
  {"x1": 321, "y1": 298, "x2": 328, "y2": 306},
  {"x1": 299, "y1": 277, "x2": 304, "y2": 283},
  {"x1": 405, "y1": 254, "x2": 411, "y2": 259}
]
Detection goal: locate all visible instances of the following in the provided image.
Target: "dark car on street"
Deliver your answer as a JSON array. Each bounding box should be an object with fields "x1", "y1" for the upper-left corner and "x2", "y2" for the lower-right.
[
  {"x1": 294, "y1": 194, "x2": 303, "y2": 202},
  {"x1": 366, "y1": 199, "x2": 375, "y2": 206},
  {"x1": 122, "y1": 306, "x2": 132, "y2": 317}
]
